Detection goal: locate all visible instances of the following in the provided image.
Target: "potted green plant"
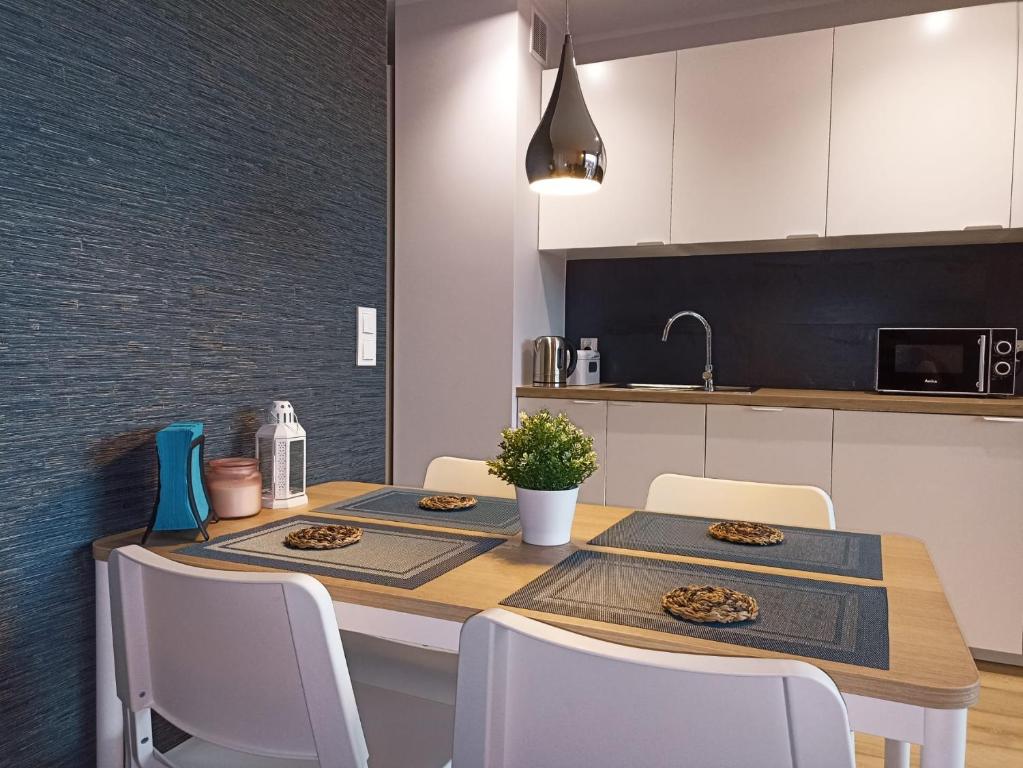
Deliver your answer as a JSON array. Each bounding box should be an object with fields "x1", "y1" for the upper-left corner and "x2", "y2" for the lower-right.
[{"x1": 487, "y1": 409, "x2": 599, "y2": 545}]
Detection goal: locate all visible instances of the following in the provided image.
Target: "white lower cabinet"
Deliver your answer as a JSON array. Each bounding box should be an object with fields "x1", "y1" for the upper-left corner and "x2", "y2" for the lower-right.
[
  {"x1": 832, "y1": 410, "x2": 1023, "y2": 655},
  {"x1": 605, "y1": 402, "x2": 706, "y2": 509},
  {"x1": 516, "y1": 396, "x2": 1023, "y2": 654},
  {"x1": 517, "y1": 398, "x2": 607, "y2": 505},
  {"x1": 705, "y1": 405, "x2": 834, "y2": 493}
]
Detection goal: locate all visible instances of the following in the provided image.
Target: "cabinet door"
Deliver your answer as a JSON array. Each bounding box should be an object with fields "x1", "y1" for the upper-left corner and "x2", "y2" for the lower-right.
[
  {"x1": 828, "y1": 4, "x2": 1018, "y2": 235},
  {"x1": 1012, "y1": 3, "x2": 1023, "y2": 227},
  {"x1": 517, "y1": 397, "x2": 607, "y2": 504},
  {"x1": 832, "y1": 410, "x2": 1023, "y2": 654},
  {"x1": 538, "y1": 52, "x2": 676, "y2": 250},
  {"x1": 705, "y1": 405, "x2": 833, "y2": 493},
  {"x1": 604, "y1": 402, "x2": 706, "y2": 509},
  {"x1": 671, "y1": 30, "x2": 833, "y2": 244}
]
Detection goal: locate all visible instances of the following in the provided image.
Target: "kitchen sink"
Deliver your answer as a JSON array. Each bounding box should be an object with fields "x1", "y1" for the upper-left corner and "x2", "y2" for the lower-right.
[{"x1": 608, "y1": 383, "x2": 757, "y2": 393}]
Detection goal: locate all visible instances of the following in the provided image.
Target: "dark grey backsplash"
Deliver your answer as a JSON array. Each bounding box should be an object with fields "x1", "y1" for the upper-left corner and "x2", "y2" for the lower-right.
[
  {"x1": 566, "y1": 244, "x2": 1023, "y2": 391},
  {"x1": 0, "y1": 0, "x2": 386, "y2": 763}
]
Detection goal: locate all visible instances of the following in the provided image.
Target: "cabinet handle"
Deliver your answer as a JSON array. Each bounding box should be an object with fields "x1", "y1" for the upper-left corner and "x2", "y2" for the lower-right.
[
  {"x1": 635, "y1": 240, "x2": 665, "y2": 246},
  {"x1": 571, "y1": 400, "x2": 604, "y2": 405},
  {"x1": 963, "y1": 224, "x2": 1004, "y2": 231},
  {"x1": 609, "y1": 401, "x2": 638, "y2": 407},
  {"x1": 750, "y1": 406, "x2": 785, "y2": 412},
  {"x1": 981, "y1": 416, "x2": 1023, "y2": 423},
  {"x1": 785, "y1": 233, "x2": 820, "y2": 239}
]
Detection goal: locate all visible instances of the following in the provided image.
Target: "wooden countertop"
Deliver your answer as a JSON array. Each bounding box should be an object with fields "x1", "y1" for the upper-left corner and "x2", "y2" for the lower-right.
[
  {"x1": 94, "y1": 481, "x2": 979, "y2": 710},
  {"x1": 516, "y1": 384, "x2": 1023, "y2": 417}
]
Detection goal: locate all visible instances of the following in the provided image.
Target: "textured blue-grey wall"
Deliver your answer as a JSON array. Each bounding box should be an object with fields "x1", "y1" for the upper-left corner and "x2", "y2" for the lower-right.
[{"x1": 0, "y1": 0, "x2": 387, "y2": 762}]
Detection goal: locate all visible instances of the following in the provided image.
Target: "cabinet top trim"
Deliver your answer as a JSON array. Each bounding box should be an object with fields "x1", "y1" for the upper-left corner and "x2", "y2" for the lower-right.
[{"x1": 548, "y1": 227, "x2": 1023, "y2": 260}]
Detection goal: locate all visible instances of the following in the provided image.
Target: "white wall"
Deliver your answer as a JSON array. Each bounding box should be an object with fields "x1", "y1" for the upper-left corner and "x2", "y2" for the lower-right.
[
  {"x1": 512, "y1": 0, "x2": 566, "y2": 405},
  {"x1": 393, "y1": 0, "x2": 564, "y2": 484}
]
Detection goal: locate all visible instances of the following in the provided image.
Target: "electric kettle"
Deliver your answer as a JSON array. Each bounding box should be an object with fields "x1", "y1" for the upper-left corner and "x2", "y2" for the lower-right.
[{"x1": 533, "y1": 336, "x2": 577, "y2": 386}]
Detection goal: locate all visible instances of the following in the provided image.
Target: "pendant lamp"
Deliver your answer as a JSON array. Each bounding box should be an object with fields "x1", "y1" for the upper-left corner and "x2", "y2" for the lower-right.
[{"x1": 525, "y1": 1, "x2": 605, "y2": 195}]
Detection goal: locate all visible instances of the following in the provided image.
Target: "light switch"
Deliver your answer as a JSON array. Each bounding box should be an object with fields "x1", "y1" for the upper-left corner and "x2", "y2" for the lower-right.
[
  {"x1": 358, "y1": 337, "x2": 376, "y2": 365},
  {"x1": 358, "y1": 306, "x2": 376, "y2": 336},
  {"x1": 357, "y1": 307, "x2": 376, "y2": 366}
]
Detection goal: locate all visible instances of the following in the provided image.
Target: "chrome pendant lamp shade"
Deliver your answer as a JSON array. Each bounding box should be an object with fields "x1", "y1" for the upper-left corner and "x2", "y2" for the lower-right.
[{"x1": 526, "y1": 23, "x2": 606, "y2": 195}]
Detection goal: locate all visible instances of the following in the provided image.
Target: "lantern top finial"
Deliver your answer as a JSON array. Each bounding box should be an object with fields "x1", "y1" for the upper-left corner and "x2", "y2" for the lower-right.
[{"x1": 267, "y1": 400, "x2": 298, "y2": 425}]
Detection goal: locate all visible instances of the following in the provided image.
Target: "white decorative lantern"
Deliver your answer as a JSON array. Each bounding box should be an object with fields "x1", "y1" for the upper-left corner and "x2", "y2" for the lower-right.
[{"x1": 255, "y1": 400, "x2": 308, "y2": 508}]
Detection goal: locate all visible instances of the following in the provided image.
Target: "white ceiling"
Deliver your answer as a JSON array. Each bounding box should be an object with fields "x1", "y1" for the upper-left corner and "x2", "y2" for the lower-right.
[{"x1": 533, "y1": 0, "x2": 1002, "y2": 62}]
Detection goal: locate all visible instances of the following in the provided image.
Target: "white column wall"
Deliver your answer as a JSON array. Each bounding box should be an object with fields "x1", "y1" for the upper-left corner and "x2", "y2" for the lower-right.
[
  {"x1": 393, "y1": 0, "x2": 563, "y2": 484},
  {"x1": 512, "y1": 0, "x2": 567, "y2": 413}
]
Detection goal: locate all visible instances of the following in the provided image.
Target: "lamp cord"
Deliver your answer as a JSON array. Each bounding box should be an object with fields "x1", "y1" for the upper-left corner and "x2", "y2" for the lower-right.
[{"x1": 565, "y1": 0, "x2": 570, "y2": 34}]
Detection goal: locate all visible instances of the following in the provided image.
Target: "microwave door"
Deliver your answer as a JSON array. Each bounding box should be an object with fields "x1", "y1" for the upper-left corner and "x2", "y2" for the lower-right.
[{"x1": 877, "y1": 329, "x2": 987, "y2": 394}]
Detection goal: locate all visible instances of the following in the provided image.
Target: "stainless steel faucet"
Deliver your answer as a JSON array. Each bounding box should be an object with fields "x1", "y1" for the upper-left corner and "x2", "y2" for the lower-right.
[{"x1": 661, "y1": 311, "x2": 714, "y2": 392}]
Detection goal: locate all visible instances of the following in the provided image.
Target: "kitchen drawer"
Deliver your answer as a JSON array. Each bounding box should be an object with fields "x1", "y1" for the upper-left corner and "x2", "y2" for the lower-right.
[
  {"x1": 605, "y1": 401, "x2": 706, "y2": 509},
  {"x1": 705, "y1": 405, "x2": 833, "y2": 493},
  {"x1": 517, "y1": 397, "x2": 607, "y2": 504}
]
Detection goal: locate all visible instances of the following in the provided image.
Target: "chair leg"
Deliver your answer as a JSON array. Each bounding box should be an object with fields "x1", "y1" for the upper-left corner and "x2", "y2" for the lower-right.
[
  {"x1": 884, "y1": 739, "x2": 910, "y2": 768},
  {"x1": 97, "y1": 559, "x2": 125, "y2": 768},
  {"x1": 125, "y1": 708, "x2": 155, "y2": 768}
]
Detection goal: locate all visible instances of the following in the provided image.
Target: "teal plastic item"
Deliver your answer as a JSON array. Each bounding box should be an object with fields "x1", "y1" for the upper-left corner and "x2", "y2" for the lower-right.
[{"x1": 143, "y1": 422, "x2": 215, "y2": 543}]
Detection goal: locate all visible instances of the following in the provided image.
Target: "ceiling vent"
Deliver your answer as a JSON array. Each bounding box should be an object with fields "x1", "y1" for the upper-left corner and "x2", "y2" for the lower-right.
[{"x1": 530, "y1": 9, "x2": 549, "y2": 66}]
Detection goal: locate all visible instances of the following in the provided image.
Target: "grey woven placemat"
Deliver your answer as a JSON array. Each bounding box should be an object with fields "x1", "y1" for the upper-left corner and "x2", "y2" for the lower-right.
[
  {"x1": 176, "y1": 515, "x2": 505, "y2": 589},
  {"x1": 502, "y1": 550, "x2": 890, "y2": 669},
  {"x1": 589, "y1": 512, "x2": 883, "y2": 580},
  {"x1": 315, "y1": 487, "x2": 520, "y2": 535}
]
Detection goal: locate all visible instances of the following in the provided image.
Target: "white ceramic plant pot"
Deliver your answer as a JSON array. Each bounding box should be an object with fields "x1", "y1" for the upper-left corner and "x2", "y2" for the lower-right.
[{"x1": 515, "y1": 486, "x2": 580, "y2": 546}]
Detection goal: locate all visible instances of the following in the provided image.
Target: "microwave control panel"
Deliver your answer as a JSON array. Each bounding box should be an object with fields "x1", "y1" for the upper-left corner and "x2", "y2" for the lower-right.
[{"x1": 989, "y1": 328, "x2": 1018, "y2": 395}]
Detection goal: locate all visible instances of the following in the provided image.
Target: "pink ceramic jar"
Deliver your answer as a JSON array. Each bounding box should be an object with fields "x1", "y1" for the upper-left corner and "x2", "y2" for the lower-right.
[{"x1": 206, "y1": 457, "x2": 262, "y2": 519}]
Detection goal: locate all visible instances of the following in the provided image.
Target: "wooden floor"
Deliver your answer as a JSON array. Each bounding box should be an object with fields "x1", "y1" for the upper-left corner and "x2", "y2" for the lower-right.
[{"x1": 854, "y1": 662, "x2": 1023, "y2": 766}]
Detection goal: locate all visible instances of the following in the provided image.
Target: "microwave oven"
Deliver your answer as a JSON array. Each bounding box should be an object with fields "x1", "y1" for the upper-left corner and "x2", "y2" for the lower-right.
[{"x1": 875, "y1": 328, "x2": 1018, "y2": 396}]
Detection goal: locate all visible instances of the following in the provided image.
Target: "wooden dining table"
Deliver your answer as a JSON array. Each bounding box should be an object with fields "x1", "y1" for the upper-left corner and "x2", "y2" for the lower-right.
[{"x1": 93, "y1": 481, "x2": 979, "y2": 768}]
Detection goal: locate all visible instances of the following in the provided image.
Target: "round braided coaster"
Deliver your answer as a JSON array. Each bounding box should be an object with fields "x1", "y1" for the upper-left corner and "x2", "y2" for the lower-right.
[
  {"x1": 284, "y1": 524, "x2": 362, "y2": 550},
  {"x1": 418, "y1": 494, "x2": 478, "y2": 512},
  {"x1": 708, "y1": 520, "x2": 784, "y2": 546},
  {"x1": 662, "y1": 584, "x2": 759, "y2": 624}
]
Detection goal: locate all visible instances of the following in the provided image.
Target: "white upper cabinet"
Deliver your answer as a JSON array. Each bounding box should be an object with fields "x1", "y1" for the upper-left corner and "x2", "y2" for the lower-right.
[
  {"x1": 1012, "y1": 2, "x2": 1023, "y2": 228},
  {"x1": 538, "y1": 52, "x2": 676, "y2": 250},
  {"x1": 827, "y1": 4, "x2": 1018, "y2": 236},
  {"x1": 671, "y1": 30, "x2": 833, "y2": 244}
]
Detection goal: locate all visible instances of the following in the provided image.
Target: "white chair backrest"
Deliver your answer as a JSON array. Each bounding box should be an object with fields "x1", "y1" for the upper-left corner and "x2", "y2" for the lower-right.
[
  {"x1": 645, "y1": 473, "x2": 836, "y2": 529},
  {"x1": 454, "y1": 609, "x2": 854, "y2": 768},
  {"x1": 423, "y1": 456, "x2": 515, "y2": 499},
  {"x1": 108, "y1": 545, "x2": 368, "y2": 768}
]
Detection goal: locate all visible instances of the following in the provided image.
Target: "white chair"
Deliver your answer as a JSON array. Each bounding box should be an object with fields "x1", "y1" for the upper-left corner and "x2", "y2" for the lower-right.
[
  {"x1": 108, "y1": 545, "x2": 453, "y2": 768},
  {"x1": 423, "y1": 456, "x2": 515, "y2": 499},
  {"x1": 453, "y1": 608, "x2": 855, "y2": 768},
  {"x1": 645, "y1": 473, "x2": 836, "y2": 529}
]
